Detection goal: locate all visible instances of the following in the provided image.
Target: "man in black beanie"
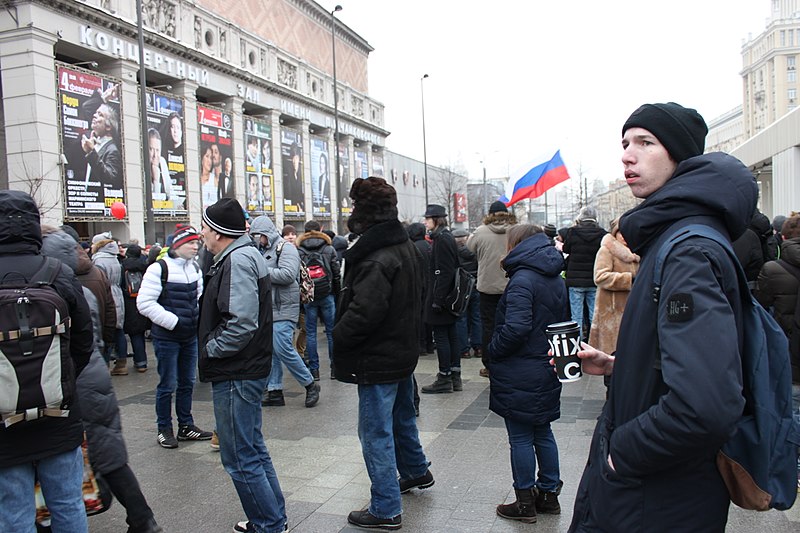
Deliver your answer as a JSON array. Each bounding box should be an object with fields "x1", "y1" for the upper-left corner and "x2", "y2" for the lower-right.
[
  {"x1": 333, "y1": 177, "x2": 433, "y2": 530},
  {"x1": 197, "y1": 198, "x2": 286, "y2": 533},
  {"x1": 568, "y1": 103, "x2": 758, "y2": 532}
]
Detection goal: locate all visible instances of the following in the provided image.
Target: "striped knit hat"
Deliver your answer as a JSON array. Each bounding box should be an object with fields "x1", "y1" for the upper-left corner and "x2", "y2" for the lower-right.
[{"x1": 202, "y1": 197, "x2": 247, "y2": 237}]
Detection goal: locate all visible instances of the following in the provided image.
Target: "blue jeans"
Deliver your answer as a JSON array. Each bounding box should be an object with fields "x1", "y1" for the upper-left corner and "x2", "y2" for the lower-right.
[
  {"x1": 504, "y1": 417, "x2": 560, "y2": 492},
  {"x1": 432, "y1": 324, "x2": 460, "y2": 375},
  {"x1": 0, "y1": 446, "x2": 88, "y2": 533},
  {"x1": 268, "y1": 321, "x2": 314, "y2": 391},
  {"x1": 456, "y1": 288, "x2": 482, "y2": 354},
  {"x1": 153, "y1": 337, "x2": 198, "y2": 429},
  {"x1": 569, "y1": 287, "x2": 596, "y2": 340},
  {"x1": 304, "y1": 294, "x2": 335, "y2": 371},
  {"x1": 213, "y1": 378, "x2": 286, "y2": 533},
  {"x1": 358, "y1": 376, "x2": 429, "y2": 519},
  {"x1": 117, "y1": 331, "x2": 148, "y2": 368}
]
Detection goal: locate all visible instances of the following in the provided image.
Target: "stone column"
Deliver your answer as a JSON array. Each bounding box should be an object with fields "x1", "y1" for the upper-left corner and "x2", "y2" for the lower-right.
[
  {"x1": 0, "y1": 27, "x2": 61, "y2": 224},
  {"x1": 298, "y1": 118, "x2": 311, "y2": 225},
  {"x1": 325, "y1": 127, "x2": 338, "y2": 224},
  {"x1": 173, "y1": 80, "x2": 200, "y2": 229},
  {"x1": 223, "y1": 95, "x2": 245, "y2": 208},
  {"x1": 265, "y1": 109, "x2": 283, "y2": 227}
]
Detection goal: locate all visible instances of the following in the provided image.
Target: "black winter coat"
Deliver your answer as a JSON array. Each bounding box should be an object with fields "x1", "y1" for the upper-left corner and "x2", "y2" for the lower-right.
[
  {"x1": 569, "y1": 153, "x2": 757, "y2": 533},
  {"x1": 564, "y1": 222, "x2": 606, "y2": 287},
  {"x1": 423, "y1": 226, "x2": 458, "y2": 326},
  {"x1": 756, "y1": 238, "x2": 800, "y2": 382},
  {"x1": 488, "y1": 233, "x2": 568, "y2": 425},
  {"x1": 333, "y1": 220, "x2": 423, "y2": 384},
  {"x1": 457, "y1": 243, "x2": 478, "y2": 276},
  {"x1": 121, "y1": 256, "x2": 150, "y2": 335},
  {"x1": 0, "y1": 193, "x2": 93, "y2": 468}
]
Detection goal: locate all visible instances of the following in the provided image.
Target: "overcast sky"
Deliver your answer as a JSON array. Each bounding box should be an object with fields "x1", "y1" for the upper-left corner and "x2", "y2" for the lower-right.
[{"x1": 321, "y1": 1, "x2": 771, "y2": 190}]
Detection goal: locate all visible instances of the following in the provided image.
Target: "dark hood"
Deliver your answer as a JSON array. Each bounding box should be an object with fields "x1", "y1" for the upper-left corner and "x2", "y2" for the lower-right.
[
  {"x1": 503, "y1": 233, "x2": 565, "y2": 278},
  {"x1": 122, "y1": 255, "x2": 148, "y2": 272},
  {"x1": 749, "y1": 209, "x2": 772, "y2": 238},
  {"x1": 406, "y1": 222, "x2": 426, "y2": 242},
  {"x1": 620, "y1": 152, "x2": 758, "y2": 255},
  {"x1": 0, "y1": 189, "x2": 41, "y2": 255},
  {"x1": 40, "y1": 230, "x2": 78, "y2": 273},
  {"x1": 569, "y1": 221, "x2": 606, "y2": 243}
]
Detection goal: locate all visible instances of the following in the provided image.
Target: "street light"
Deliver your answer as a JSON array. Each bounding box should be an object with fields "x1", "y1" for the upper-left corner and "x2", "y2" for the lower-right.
[
  {"x1": 421, "y1": 73, "x2": 429, "y2": 207},
  {"x1": 331, "y1": 5, "x2": 343, "y2": 229}
]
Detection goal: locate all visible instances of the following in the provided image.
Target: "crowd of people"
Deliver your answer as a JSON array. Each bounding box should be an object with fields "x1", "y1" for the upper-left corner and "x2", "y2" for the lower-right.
[{"x1": 1, "y1": 99, "x2": 798, "y2": 533}]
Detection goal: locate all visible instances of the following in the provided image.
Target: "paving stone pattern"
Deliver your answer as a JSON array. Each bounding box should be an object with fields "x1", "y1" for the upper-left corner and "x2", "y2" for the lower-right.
[{"x1": 90, "y1": 338, "x2": 799, "y2": 532}]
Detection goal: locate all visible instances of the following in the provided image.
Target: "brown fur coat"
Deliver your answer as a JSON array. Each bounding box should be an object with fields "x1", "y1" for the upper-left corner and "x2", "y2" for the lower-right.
[{"x1": 588, "y1": 233, "x2": 640, "y2": 353}]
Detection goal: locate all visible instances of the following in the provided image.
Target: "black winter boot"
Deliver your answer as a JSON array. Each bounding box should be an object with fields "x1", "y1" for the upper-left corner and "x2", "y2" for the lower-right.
[
  {"x1": 535, "y1": 480, "x2": 563, "y2": 514},
  {"x1": 421, "y1": 373, "x2": 453, "y2": 394},
  {"x1": 305, "y1": 382, "x2": 320, "y2": 408},
  {"x1": 496, "y1": 487, "x2": 537, "y2": 523},
  {"x1": 261, "y1": 390, "x2": 285, "y2": 406},
  {"x1": 451, "y1": 371, "x2": 463, "y2": 391}
]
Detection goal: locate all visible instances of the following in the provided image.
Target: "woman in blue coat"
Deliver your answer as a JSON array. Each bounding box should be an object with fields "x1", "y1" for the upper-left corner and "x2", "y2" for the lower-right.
[{"x1": 488, "y1": 224, "x2": 569, "y2": 523}]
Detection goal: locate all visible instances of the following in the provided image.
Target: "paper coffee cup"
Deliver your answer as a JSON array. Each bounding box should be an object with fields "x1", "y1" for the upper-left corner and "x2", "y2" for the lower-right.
[{"x1": 547, "y1": 320, "x2": 582, "y2": 382}]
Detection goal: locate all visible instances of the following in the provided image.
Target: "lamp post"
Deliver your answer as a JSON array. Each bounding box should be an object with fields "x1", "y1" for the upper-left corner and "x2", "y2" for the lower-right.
[
  {"x1": 421, "y1": 73, "x2": 429, "y2": 207},
  {"x1": 137, "y1": 0, "x2": 155, "y2": 244},
  {"x1": 331, "y1": 5, "x2": 342, "y2": 230}
]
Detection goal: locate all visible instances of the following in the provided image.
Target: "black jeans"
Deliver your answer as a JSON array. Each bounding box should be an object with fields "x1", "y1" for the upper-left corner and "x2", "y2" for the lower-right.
[
  {"x1": 432, "y1": 324, "x2": 460, "y2": 375},
  {"x1": 103, "y1": 464, "x2": 155, "y2": 530},
  {"x1": 479, "y1": 292, "x2": 502, "y2": 367}
]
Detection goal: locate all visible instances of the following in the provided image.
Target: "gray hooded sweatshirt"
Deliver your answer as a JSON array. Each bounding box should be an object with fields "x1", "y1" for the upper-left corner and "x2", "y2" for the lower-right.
[{"x1": 249, "y1": 215, "x2": 301, "y2": 323}]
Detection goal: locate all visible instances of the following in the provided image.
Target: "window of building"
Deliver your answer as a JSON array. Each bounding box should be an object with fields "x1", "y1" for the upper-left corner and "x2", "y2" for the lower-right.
[
  {"x1": 789, "y1": 55, "x2": 796, "y2": 69},
  {"x1": 781, "y1": 30, "x2": 786, "y2": 47},
  {"x1": 789, "y1": 70, "x2": 796, "y2": 83},
  {"x1": 790, "y1": 29, "x2": 795, "y2": 46},
  {"x1": 789, "y1": 88, "x2": 796, "y2": 101}
]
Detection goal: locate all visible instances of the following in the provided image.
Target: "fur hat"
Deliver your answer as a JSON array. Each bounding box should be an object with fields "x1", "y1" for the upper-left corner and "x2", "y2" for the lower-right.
[
  {"x1": 489, "y1": 200, "x2": 508, "y2": 214},
  {"x1": 347, "y1": 177, "x2": 398, "y2": 234},
  {"x1": 203, "y1": 198, "x2": 247, "y2": 237},
  {"x1": 622, "y1": 102, "x2": 708, "y2": 163},
  {"x1": 171, "y1": 225, "x2": 200, "y2": 250}
]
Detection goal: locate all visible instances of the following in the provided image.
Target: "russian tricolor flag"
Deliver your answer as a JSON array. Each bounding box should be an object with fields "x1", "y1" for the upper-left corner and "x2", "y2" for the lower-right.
[{"x1": 500, "y1": 150, "x2": 570, "y2": 207}]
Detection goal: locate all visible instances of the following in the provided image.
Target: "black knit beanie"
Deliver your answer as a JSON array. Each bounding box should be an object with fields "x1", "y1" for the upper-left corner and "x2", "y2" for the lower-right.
[
  {"x1": 202, "y1": 198, "x2": 247, "y2": 237},
  {"x1": 622, "y1": 102, "x2": 708, "y2": 163}
]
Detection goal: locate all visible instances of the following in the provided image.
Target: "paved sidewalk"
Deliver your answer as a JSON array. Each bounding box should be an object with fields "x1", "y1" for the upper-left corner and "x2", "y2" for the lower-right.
[{"x1": 90, "y1": 340, "x2": 799, "y2": 532}]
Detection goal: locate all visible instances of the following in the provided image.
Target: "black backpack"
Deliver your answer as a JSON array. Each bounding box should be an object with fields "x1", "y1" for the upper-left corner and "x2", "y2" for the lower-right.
[
  {"x1": 0, "y1": 257, "x2": 74, "y2": 427},
  {"x1": 124, "y1": 269, "x2": 143, "y2": 298},
  {"x1": 653, "y1": 225, "x2": 799, "y2": 511},
  {"x1": 303, "y1": 250, "x2": 332, "y2": 298}
]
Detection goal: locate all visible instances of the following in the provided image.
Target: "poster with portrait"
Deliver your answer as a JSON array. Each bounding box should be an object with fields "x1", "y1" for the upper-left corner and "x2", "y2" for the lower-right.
[
  {"x1": 281, "y1": 129, "x2": 304, "y2": 216},
  {"x1": 145, "y1": 90, "x2": 186, "y2": 216},
  {"x1": 354, "y1": 149, "x2": 369, "y2": 182},
  {"x1": 244, "y1": 117, "x2": 273, "y2": 214},
  {"x1": 58, "y1": 65, "x2": 124, "y2": 218},
  {"x1": 372, "y1": 153, "x2": 384, "y2": 178},
  {"x1": 310, "y1": 137, "x2": 331, "y2": 217},
  {"x1": 197, "y1": 105, "x2": 234, "y2": 210},
  {"x1": 337, "y1": 145, "x2": 352, "y2": 216}
]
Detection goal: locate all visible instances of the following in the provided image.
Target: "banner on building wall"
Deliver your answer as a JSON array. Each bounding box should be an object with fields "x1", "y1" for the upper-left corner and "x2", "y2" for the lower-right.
[
  {"x1": 244, "y1": 118, "x2": 273, "y2": 214},
  {"x1": 453, "y1": 192, "x2": 467, "y2": 223},
  {"x1": 337, "y1": 145, "x2": 352, "y2": 216},
  {"x1": 310, "y1": 137, "x2": 331, "y2": 217},
  {"x1": 354, "y1": 149, "x2": 369, "y2": 182},
  {"x1": 58, "y1": 65, "x2": 125, "y2": 218},
  {"x1": 145, "y1": 90, "x2": 187, "y2": 216},
  {"x1": 281, "y1": 130, "x2": 304, "y2": 216},
  {"x1": 197, "y1": 105, "x2": 234, "y2": 210},
  {"x1": 372, "y1": 153, "x2": 384, "y2": 178}
]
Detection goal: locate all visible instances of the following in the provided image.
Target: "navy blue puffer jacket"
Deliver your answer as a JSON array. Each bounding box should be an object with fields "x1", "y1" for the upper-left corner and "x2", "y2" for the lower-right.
[{"x1": 488, "y1": 232, "x2": 569, "y2": 424}]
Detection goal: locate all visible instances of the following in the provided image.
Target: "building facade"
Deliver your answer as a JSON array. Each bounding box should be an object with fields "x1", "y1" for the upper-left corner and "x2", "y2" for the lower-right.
[{"x1": 0, "y1": 0, "x2": 444, "y2": 242}]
